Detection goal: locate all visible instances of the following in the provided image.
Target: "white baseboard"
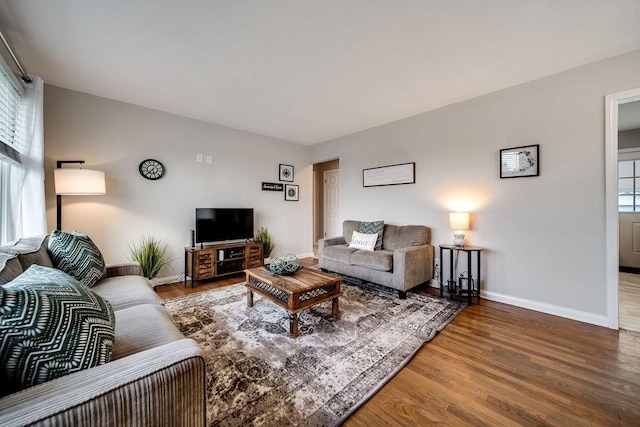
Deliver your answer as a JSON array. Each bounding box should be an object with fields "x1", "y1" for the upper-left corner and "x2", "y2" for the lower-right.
[
  {"x1": 297, "y1": 252, "x2": 315, "y2": 259},
  {"x1": 482, "y1": 290, "x2": 609, "y2": 328},
  {"x1": 150, "y1": 274, "x2": 182, "y2": 288}
]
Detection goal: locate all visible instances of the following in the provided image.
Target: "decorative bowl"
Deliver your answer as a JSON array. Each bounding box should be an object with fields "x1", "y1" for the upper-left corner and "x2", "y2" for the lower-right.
[{"x1": 267, "y1": 254, "x2": 302, "y2": 275}]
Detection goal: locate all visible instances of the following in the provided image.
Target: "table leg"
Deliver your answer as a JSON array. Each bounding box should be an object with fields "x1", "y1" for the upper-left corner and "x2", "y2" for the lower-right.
[
  {"x1": 332, "y1": 297, "x2": 340, "y2": 318},
  {"x1": 467, "y1": 250, "x2": 472, "y2": 305},
  {"x1": 439, "y1": 246, "x2": 444, "y2": 297},
  {"x1": 477, "y1": 251, "x2": 481, "y2": 302},
  {"x1": 289, "y1": 312, "x2": 299, "y2": 339},
  {"x1": 449, "y1": 248, "x2": 454, "y2": 295},
  {"x1": 247, "y1": 289, "x2": 254, "y2": 307}
]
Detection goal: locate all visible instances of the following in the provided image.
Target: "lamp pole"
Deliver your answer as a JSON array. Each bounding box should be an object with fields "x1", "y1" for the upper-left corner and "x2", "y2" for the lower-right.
[{"x1": 56, "y1": 160, "x2": 85, "y2": 230}]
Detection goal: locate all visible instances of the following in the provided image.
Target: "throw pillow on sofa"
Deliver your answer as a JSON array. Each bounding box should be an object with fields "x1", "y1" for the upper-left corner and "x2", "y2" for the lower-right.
[
  {"x1": 47, "y1": 230, "x2": 106, "y2": 287},
  {"x1": 359, "y1": 220, "x2": 384, "y2": 250},
  {"x1": 348, "y1": 231, "x2": 378, "y2": 251},
  {"x1": 1, "y1": 235, "x2": 53, "y2": 270},
  {"x1": 0, "y1": 265, "x2": 115, "y2": 397}
]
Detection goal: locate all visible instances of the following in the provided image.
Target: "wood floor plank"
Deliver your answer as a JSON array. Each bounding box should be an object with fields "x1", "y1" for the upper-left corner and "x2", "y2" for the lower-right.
[{"x1": 155, "y1": 258, "x2": 640, "y2": 426}]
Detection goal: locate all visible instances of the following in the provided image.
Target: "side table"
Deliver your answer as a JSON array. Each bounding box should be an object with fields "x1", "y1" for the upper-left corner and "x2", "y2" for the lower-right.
[{"x1": 439, "y1": 244, "x2": 483, "y2": 305}]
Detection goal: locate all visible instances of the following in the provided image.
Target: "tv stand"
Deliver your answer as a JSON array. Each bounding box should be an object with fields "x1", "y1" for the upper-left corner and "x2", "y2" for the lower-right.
[{"x1": 184, "y1": 241, "x2": 263, "y2": 287}]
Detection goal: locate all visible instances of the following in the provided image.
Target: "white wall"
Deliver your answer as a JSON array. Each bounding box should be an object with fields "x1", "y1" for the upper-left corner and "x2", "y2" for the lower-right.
[
  {"x1": 44, "y1": 85, "x2": 313, "y2": 279},
  {"x1": 312, "y1": 49, "x2": 640, "y2": 326}
]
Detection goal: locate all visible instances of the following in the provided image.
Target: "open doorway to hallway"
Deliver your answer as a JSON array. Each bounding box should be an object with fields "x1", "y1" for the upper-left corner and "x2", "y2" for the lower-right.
[
  {"x1": 618, "y1": 100, "x2": 640, "y2": 332},
  {"x1": 312, "y1": 159, "x2": 340, "y2": 257}
]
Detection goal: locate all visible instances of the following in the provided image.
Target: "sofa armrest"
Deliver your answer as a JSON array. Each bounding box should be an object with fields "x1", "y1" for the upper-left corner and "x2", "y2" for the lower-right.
[
  {"x1": 392, "y1": 244, "x2": 434, "y2": 290},
  {"x1": 317, "y1": 236, "x2": 346, "y2": 265},
  {"x1": 318, "y1": 236, "x2": 346, "y2": 248},
  {"x1": 106, "y1": 262, "x2": 142, "y2": 278},
  {"x1": 0, "y1": 339, "x2": 206, "y2": 427}
]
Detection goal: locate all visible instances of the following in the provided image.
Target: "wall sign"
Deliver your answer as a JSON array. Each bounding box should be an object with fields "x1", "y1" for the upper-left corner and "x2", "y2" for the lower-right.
[
  {"x1": 363, "y1": 162, "x2": 415, "y2": 187},
  {"x1": 262, "y1": 182, "x2": 284, "y2": 191}
]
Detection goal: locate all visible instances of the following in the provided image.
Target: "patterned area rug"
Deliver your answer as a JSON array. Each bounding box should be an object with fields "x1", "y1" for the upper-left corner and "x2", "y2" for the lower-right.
[{"x1": 165, "y1": 282, "x2": 465, "y2": 426}]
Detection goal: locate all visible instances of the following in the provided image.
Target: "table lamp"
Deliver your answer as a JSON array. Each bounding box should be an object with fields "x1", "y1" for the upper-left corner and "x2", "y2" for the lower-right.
[
  {"x1": 449, "y1": 212, "x2": 469, "y2": 247},
  {"x1": 54, "y1": 160, "x2": 106, "y2": 230}
]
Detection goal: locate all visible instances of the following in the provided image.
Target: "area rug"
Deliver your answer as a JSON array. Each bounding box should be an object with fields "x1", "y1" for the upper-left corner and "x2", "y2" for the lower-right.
[{"x1": 164, "y1": 282, "x2": 465, "y2": 426}]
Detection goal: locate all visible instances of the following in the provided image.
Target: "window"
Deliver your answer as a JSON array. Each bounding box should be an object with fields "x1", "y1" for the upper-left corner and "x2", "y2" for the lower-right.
[
  {"x1": 618, "y1": 160, "x2": 640, "y2": 212},
  {"x1": 0, "y1": 62, "x2": 24, "y2": 244}
]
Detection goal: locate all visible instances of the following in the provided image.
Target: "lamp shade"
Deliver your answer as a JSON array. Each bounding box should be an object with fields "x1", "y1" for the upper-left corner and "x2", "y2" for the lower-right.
[
  {"x1": 54, "y1": 168, "x2": 106, "y2": 195},
  {"x1": 449, "y1": 212, "x2": 469, "y2": 230}
]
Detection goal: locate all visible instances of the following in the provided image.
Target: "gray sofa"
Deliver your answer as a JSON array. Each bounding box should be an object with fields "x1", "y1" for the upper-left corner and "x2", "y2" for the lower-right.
[
  {"x1": 0, "y1": 236, "x2": 206, "y2": 427},
  {"x1": 318, "y1": 220, "x2": 434, "y2": 298}
]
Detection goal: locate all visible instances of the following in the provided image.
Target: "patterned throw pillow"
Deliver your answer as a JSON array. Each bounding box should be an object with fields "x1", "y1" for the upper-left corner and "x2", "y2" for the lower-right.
[
  {"x1": 47, "y1": 231, "x2": 106, "y2": 288},
  {"x1": 0, "y1": 265, "x2": 115, "y2": 396},
  {"x1": 359, "y1": 221, "x2": 384, "y2": 250}
]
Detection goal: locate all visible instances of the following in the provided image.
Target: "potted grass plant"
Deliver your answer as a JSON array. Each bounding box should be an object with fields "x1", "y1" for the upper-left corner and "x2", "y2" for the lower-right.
[
  {"x1": 254, "y1": 227, "x2": 275, "y2": 262},
  {"x1": 129, "y1": 235, "x2": 171, "y2": 280}
]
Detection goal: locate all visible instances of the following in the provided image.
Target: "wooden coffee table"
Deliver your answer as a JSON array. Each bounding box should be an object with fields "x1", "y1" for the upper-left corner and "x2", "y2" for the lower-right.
[{"x1": 244, "y1": 266, "x2": 341, "y2": 338}]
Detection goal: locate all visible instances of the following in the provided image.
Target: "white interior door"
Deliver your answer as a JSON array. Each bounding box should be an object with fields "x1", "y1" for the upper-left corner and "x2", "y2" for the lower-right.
[
  {"x1": 323, "y1": 169, "x2": 340, "y2": 238},
  {"x1": 619, "y1": 149, "x2": 640, "y2": 268}
]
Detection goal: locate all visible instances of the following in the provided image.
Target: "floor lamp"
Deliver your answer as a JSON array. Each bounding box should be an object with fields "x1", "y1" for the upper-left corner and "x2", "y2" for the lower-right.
[{"x1": 54, "y1": 160, "x2": 106, "y2": 231}]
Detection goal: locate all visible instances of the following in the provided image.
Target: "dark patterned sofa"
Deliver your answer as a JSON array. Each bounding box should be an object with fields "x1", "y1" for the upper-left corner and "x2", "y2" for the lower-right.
[
  {"x1": 0, "y1": 235, "x2": 206, "y2": 426},
  {"x1": 318, "y1": 220, "x2": 434, "y2": 298}
]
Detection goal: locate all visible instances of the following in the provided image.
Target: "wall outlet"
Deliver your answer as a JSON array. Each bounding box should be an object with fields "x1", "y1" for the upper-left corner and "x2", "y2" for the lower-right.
[
  {"x1": 434, "y1": 258, "x2": 440, "y2": 274},
  {"x1": 206, "y1": 155, "x2": 213, "y2": 164},
  {"x1": 196, "y1": 153, "x2": 203, "y2": 163}
]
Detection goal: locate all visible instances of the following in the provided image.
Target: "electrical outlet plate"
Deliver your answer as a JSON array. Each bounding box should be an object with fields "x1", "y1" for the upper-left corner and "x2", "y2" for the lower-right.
[
  {"x1": 196, "y1": 154, "x2": 203, "y2": 163},
  {"x1": 206, "y1": 155, "x2": 213, "y2": 164}
]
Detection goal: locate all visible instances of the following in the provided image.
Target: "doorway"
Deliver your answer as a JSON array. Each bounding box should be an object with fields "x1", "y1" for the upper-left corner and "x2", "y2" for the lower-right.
[
  {"x1": 617, "y1": 102, "x2": 640, "y2": 332},
  {"x1": 312, "y1": 159, "x2": 340, "y2": 256},
  {"x1": 605, "y1": 87, "x2": 640, "y2": 329}
]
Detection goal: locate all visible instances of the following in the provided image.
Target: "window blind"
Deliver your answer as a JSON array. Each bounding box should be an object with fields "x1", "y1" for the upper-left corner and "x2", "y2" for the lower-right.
[{"x1": 0, "y1": 65, "x2": 22, "y2": 165}]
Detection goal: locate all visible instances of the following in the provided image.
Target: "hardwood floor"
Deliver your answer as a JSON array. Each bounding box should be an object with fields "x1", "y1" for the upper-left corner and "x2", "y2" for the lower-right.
[
  {"x1": 156, "y1": 259, "x2": 640, "y2": 426},
  {"x1": 620, "y1": 272, "x2": 640, "y2": 333}
]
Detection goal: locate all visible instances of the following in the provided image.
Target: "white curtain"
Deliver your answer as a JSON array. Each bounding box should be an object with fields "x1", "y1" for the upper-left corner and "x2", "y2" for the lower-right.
[{"x1": 7, "y1": 75, "x2": 46, "y2": 240}]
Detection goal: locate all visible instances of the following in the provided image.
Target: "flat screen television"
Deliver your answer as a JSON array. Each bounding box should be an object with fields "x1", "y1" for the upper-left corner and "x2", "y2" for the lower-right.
[{"x1": 195, "y1": 208, "x2": 254, "y2": 244}]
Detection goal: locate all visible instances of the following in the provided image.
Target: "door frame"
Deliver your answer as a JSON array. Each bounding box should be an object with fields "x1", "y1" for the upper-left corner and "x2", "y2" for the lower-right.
[
  {"x1": 605, "y1": 87, "x2": 640, "y2": 329},
  {"x1": 323, "y1": 169, "x2": 340, "y2": 239}
]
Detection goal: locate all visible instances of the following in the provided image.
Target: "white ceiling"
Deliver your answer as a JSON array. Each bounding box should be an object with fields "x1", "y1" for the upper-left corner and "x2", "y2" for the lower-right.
[{"x1": 1, "y1": 1, "x2": 640, "y2": 145}]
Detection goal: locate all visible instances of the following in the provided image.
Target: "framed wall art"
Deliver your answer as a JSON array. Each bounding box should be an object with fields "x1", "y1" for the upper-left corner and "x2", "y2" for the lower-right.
[
  {"x1": 363, "y1": 162, "x2": 415, "y2": 187},
  {"x1": 500, "y1": 144, "x2": 539, "y2": 178},
  {"x1": 284, "y1": 184, "x2": 299, "y2": 201},
  {"x1": 279, "y1": 164, "x2": 294, "y2": 182}
]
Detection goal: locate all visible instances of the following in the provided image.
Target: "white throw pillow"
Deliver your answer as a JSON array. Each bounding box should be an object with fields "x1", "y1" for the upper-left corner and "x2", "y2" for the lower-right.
[{"x1": 348, "y1": 231, "x2": 377, "y2": 251}]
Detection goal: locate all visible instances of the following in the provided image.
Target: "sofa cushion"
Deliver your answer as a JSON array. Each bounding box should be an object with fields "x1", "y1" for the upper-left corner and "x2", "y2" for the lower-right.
[
  {"x1": 383, "y1": 225, "x2": 429, "y2": 250},
  {"x1": 91, "y1": 275, "x2": 162, "y2": 311},
  {"x1": 48, "y1": 231, "x2": 106, "y2": 288},
  {"x1": 0, "y1": 265, "x2": 115, "y2": 396},
  {"x1": 351, "y1": 249, "x2": 393, "y2": 272},
  {"x1": 111, "y1": 304, "x2": 184, "y2": 360},
  {"x1": 1, "y1": 236, "x2": 53, "y2": 270},
  {"x1": 322, "y1": 245, "x2": 358, "y2": 264},
  {"x1": 359, "y1": 220, "x2": 384, "y2": 250},
  {"x1": 0, "y1": 253, "x2": 23, "y2": 285},
  {"x1": 348, "y1": 231, "x2": 377, "y2": 251}
]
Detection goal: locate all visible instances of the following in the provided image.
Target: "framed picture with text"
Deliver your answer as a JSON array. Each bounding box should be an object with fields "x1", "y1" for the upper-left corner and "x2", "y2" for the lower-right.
[
  {"x1": 500, "y1": 144, "x2": 539, "y2": 178},
  {"x1": 284, "y1": 184, "x2": 299, "y2": 201}
]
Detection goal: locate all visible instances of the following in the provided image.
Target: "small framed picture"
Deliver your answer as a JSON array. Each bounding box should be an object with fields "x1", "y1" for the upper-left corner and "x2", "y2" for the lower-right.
[
  {"x1": 500, "y1": 144, "x2": 539, "y2": 178},
  {"x1": 284, "y1": 184, "x2": 299, "y2": 201},
  {"x1": 279, "y1": 164, "x2": 294, "y2": 182}
]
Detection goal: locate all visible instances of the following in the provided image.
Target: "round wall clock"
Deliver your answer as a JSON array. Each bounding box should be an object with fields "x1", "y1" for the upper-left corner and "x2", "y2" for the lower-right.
[{"x1": 138, "y1": 159, "x2": 165, "y2": 180}]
